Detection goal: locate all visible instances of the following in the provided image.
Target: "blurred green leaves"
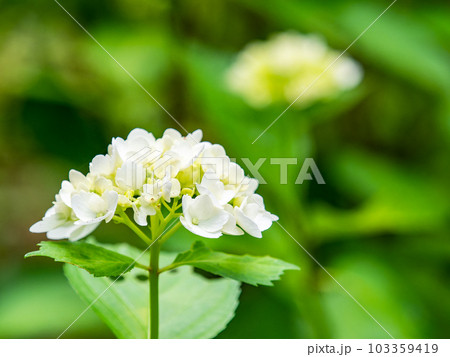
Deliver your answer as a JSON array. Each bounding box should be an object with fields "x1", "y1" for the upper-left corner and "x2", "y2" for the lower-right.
[
  {"x1": 311, "y1": 149, "x2": 450, "y2": 239},
  {"x1": 0, "y1": 271, "x2": 109, "y2": 338}
]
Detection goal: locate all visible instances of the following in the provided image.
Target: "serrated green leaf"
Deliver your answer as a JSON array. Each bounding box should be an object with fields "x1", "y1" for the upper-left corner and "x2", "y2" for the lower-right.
[
  {"x1": 168, "y1": 241, "x2": 299, "y2": 286},
  {"x1": 25, "y1": 241, "x2": 136, "y2": 277},
  {"x1": 64, "y1": 242, "x2": 240, "y2": 339}
]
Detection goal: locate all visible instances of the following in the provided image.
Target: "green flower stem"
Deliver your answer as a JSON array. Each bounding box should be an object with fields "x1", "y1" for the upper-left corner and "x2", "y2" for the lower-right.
[
  {"x1": 149, "y1": 240, "x2": 160, "y2": 339},
  {"x1": 158, "y1": 220, "x2": 182, "y2": 245},
  {"x1": 147, "y1": 217, "x2": 181, "y2": 339},
  {"x1": 116, "y1": 201, "x2": 182, "y2": 339},
  {"x1": 117, "y1": 209, "x2": 152, "y2": 245},
  {"x1": 135, "y1": 262, "x2": 151, "y2": 271},
  {"x1": 161, "y1": 199, "x2": 173, "y2": 212},
  {"x1": 158, "y1": 263, "x2": 177, "y2": 275},
  {"x1": 149, "y1": 214, "x2": 160, "y2": 339},
  {"x1": 156, "y1": 208, "x2": 165, "y2": 223}
]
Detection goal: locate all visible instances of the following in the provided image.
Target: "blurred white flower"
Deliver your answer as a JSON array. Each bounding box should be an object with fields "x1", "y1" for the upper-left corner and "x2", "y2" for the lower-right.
[{"x1": 226, "y1": 32, "x2": 363, "y2": 108}]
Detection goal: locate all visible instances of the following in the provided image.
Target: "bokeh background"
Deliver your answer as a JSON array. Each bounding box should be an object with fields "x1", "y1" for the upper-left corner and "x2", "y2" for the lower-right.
[{"x1": 1, "y1": 0, "x2": 449, "y2": 338}]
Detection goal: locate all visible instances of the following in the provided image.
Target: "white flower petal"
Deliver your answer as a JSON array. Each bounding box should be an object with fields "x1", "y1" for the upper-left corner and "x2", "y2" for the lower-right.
[
  {"x1": 132, "y1": 200, "x2": 156, "y2": 226},
  {"x1": 59, "y1": 181, "x2": 74, "y2": 207},
  {"x1": 198, "y1": 209, "x2": 229, "y2": 232},
  {"x1": 69, "y1": 222, "x2": 100, "y2": 241},
  {"x1": 90, "y1": 154, "x2": 115, "y2": 176},
  {"x1": 115, "y1": 161, "x2": 146, "y2": 190},
  {"x1": 180, "y1": 195, "x2": 228, "y2": 238},
  {"x1": 253, "y1": 212, "x2": 275, "y2": 231},
  {"x1": 46, "y1": 221, "x2": 78, "y2": 239},
  {"x1": 69, "y1": 169, "x2": 90, "y2": 190},
  {"x1": 127, "y1": 128, "x2": 156, "y2": 144},
  {"x1": 186, "y1": 129, "x2": 203, "y2": 145},
  {"x1": 234, "y1": 206, "x2": 262, "y2": 238},
  {"x1": 182, "y1": 195, "x2": 193, "y2": 223},
  {"x1": 29, "y1": 213, "x2": 65, "y2": 233},
  {"x1": 72, "y1": 191, "x2": 118, "y2": 225},
  {"x1": 189, "y1": 195, "x2": 216, "y2": 220},
  {"x1": 72, "y1": 193, "x2": 100, "y2": 221},
  {"x1": 104, "y1": 191, "x2": 119, "y2": 223},
  {"x1": 180, "y1": 216, "x2": 222, "y2": 238},
  {"x1": 221, "y1": 210, "x2": 244, "y2": 236}
]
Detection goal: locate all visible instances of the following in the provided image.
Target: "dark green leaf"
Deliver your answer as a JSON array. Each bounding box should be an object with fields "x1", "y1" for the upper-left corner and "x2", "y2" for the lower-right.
[
  {"x1": 168, "y1": 241, "x2": 299, "y2": 286},
  {"x1": 25, "y1": 241, "x2": 136, "y2": 277}
]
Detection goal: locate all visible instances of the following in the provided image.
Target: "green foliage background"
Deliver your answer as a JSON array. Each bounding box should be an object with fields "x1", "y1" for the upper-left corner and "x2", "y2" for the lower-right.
[{"x1": 0, "y1": 0, "x2": 449, "y2": 338}]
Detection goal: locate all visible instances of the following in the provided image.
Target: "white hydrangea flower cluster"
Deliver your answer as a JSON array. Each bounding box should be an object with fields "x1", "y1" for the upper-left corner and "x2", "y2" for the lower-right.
[
  {"x1": 226, "y1": 32, "x2": 363, "y2": 108},
  {"x1": 30, "y1": 128, "x2": 278, "y2": 240}
]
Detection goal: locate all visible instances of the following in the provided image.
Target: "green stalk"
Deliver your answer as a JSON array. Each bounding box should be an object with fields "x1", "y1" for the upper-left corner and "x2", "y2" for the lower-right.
[
  {"x1": 158, "y1": 220, "x2": 181, "y2": 245},
  {"x1": 117, "y1": 209, "x2": 152, "y2": 246},
  {"x1": 117, "y1": 200, "x2": 182, "y2": 339},
  {"x1": 149, "y1": 240, "x2": 160, "y2": 339}
]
